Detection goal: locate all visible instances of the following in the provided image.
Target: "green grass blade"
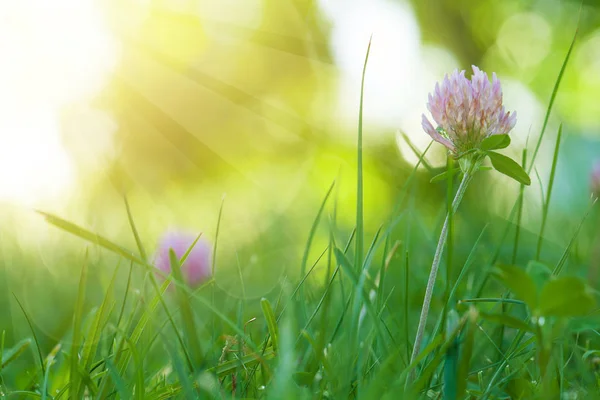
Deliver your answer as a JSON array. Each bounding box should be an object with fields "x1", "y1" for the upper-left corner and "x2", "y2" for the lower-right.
[
  {"x1": 124, "y1": 196, "x2": 148, "y2": 262},
  {"x1": 78, "y1": 264, "x2": 119, "y2": 397},
  {"x1": 211, "y1": 195, "x2": 225, "y2": 351},
  {"x1": 261, "y1": 298, "x2": 279, "y2": 352},
  {"x1": 41, "y1": 352, "x2": 56, "y2": 400},
  {"x1": 355, "y1": 35, "x2": 372, "y2": 279},
  {"x1": 38, "y1": 212, "x2": 260, "y2": 354},
  {"x1": 277, "y1": 247, "x2": 328, "y2": 322},
  {"x1": 527, "y1": 24, "x2": 578, "y2": 174},
  {"x1": 553, "y1": 198, "x2": 598, "y2": 276},
  {"x1": 119, "y1": 328, "x2": 145, "y2": 400},
  {"x1": 37, "y1": 211, "x2": 144, "y2": 265},
  {"x1": 1, "y1": 338, "x2": 31, "y2": 370},
  {"x1": 162, "y1": 331, "x2": 196, "y2": 399},
  {"x1": 473, "y1": 19, "x2": 580, "y2": 296},
  {"x1": 536, "y1": 124, "x2": 563, "y2": 260},
  {"x1": 169, "y1": 249, "x2": 203, "y2": 370},
  {"x1": 299, "y1": 179, "x2": 335, "y2": 279},
  {"x1": 334, "y1": 248, "x2": 386, "y2": 345},
  {"x1": 104, "y1": 359, "x2": 130, "y2": 399},
  {"x1": 69, "y1": 254, "x2": 88, "y2": 398},
  {"x1": 12, "y1": 294, "x2": 45, "y2": 376},
  {"x1": 512, "y1": 149, "x2": 528, "y2": 264}
]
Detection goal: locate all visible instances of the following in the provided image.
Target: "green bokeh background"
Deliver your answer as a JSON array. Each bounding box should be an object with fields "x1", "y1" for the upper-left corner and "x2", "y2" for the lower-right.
[{"x1": 0, "y1": 0, "x2": 599, "y2": 388}]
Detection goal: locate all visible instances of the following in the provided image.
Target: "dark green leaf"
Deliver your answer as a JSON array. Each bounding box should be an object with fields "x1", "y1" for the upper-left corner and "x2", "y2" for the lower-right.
[
  {"x1": 488, "y1": 152, "x2": 531, "y2": 186},
  {"x1": 481, "y1": 134, "x2": 511, "y2": 151},
  {"x1": 430, "y1": 168, "x2": 461, "y2": 183},
  {"x1": 493, "y1": 264, "x2": 537, "y2": 309},
  {"x1": 539, "y1": 277, "x2": 596, "y2": 317}
]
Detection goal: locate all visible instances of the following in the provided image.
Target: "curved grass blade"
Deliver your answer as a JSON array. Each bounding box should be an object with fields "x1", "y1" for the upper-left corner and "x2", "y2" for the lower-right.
[
  {"x1": 528, "y1": 23, "x2": 579, "y2": 174},
  {"x1": 13, "y1": 294, "x2": 45, "y2": 376},
  {"x1": 298, "y1": 180, "x2": 336, "y2": 318},
  {"x1": 536, "y1": 124, "x2": 563, "y2": 260},
  {"x1": 124, "y1": 196, "x2": 148, "y2": 262},
  {"x1": 69, "y1": 254, "x2": 88, "y2": 398},
  {"x1": 261, "y1": 298, "x2": 279, "y2": 352},
  {"x1": 1, "y1": 338, "x2": 31, "y2": 370},
  {"x1": 355, "y1": 35, "x2": 372, "y2": 280},
  {"x1": 169, "y1": 249, "x2": 203, "y2": 370}
]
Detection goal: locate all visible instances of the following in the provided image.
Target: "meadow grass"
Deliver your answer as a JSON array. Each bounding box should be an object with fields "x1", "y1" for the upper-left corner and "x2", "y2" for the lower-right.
[{"x1": 1, "y1": 19, "x2": 600, "y2": 400}]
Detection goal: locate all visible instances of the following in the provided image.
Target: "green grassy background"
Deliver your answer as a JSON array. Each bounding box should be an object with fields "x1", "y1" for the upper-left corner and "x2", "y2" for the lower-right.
[{"x1": 1, "y1": 0, "x2": 600, "y2": 398}]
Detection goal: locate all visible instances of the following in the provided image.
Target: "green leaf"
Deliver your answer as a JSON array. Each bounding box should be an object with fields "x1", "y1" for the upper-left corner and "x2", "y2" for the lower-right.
[
  {"x1": 492, "y1": 264, "x2": 538, "y2": 310},
  {"x1": 481, "y1": 134, "x2": 511, "y2": 151},
  {"x1": 488, "y1": 152, "x2": 531, "y2": 186},
  {"x1": 539, "y1": 277, "x2": 596, "y2": 317},
  {"x1": 261, "y1": 298, "x2": 279, "y2": 352},
  {"x1": 525, "y1": 260, "x2": 552, "y2": 292},
  {"x1": 430, "y1": 168, "x2": 461, "y2": 183},
  {"x1": 479, "y1": 312, "x2": 534, "y2": 333}
]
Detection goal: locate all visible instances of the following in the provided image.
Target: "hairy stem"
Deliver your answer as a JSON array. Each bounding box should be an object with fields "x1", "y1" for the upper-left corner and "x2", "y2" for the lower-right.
[{"x1": 409, "y1": 169, "x2": 473, "y2": 371}]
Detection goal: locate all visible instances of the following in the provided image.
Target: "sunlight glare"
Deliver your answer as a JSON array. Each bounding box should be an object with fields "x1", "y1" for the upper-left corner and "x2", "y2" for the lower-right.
[{"x1": 0, "y1": 0, "x2": 118, "y2": 205}]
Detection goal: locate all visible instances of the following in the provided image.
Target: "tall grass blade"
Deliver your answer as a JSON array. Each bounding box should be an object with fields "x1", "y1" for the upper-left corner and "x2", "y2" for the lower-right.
[
  {"x1": 169, "y1": 249, "x2": 203, "y2": 370},
  {"x1": 12, "y1": 294, "x2": 45, "y2": 376},
  {"x1": 536, "y1": 124, "x2": 563, "y2": 260}
]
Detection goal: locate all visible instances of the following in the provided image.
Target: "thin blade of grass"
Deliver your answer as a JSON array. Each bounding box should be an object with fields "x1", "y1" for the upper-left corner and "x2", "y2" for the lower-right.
[
  {"x1": 298, "y1": 180, "x2": 336, "y2": 318},
  {"x1": 69, "y1": 253, "x2": 88, "y2": 398},
  {"x1": 1, "y1": 338, "x2": 31, "y2": 370},
  {"x1": 474, "y1": 19, "x2": 580, "y2": 296},
  {"x1": 37, "y1": 211, "x2": 144, "y2": 265},
  {"x1": 78, "y1": 264, "x2": 120, "y2": 397},
  {"x1": 536, "y1": 124, "x2": 563, "y2": 260},
  {"x1": 12, "y1": 294, "x2": 45, "y2": 376},
  {"x1": 162, "y1": 331, "x2": 196, "y2": 399},
  {"x1": 355, "y1": 35, "x2": 372, "y2": 278},
  {"x1": 334, "y1": 248, "x2": 386, "y2": 345},
  {"x1": 528, "y1": 25, "x2": 578, "y2": 174},
  {"x1": 260, "y1": 298, "x2": 279, "y2": 352},
  {"x1": 211, "y1": 195, "x2": 225, "y2": 346},
  {"x1": 169, "y1": 250, "x2": 203, "y2": 370},
  {"x1": 512, "y1": 150, "x2": 528, "y2": 263},
  {"x1": 553, "y1": 198, "x2": 598, "y2": 276},
  {"x1": 124, "y1": 196, "x2": 148, "y2": 262}
]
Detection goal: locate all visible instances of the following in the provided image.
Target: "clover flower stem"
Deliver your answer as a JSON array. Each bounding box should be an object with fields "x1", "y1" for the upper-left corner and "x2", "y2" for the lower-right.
[{"x1": 409, "y1": 168, "x2": 474, "y2": 379}]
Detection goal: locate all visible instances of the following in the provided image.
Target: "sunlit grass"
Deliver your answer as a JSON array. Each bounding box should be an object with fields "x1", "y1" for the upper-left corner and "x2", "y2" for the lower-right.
[{"x1": 2, "y1": 3, "x2": 600, "y2": 400}]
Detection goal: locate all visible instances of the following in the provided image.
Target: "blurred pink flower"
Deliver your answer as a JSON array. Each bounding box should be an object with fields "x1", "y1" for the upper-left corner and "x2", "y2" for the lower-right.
[
  {"x1": 153, "y1": 231, "x2": 212, "y2": 287},
  {"x1": 422, "y1": 65, "x2": 516, "y2": 156},
  {"x1": 592, "y1": 161, "x2": 600, "y2": 198}
]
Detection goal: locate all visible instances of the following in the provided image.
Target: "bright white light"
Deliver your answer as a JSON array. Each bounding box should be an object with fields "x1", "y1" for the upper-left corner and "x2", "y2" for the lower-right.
[
  {"x1": 0, "y1": 0, "x2": 118, "y2": 205},
  {"x1": 319, "y1": 0, "x2": 459, "y2": 167}
]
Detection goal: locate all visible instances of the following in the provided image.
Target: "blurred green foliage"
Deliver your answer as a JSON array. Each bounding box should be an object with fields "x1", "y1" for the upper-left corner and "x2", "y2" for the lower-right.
[{"x1": 1, "y1": 0, "x2": 600, "y2": 397}]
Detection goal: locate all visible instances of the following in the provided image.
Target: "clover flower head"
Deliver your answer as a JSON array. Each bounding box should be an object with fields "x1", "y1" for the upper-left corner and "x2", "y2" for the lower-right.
[
  {"x1": 422, "y1": 65, "x2": 516, "y2": 156},
  {"x1": 153, "y1": 230, "x2": 212, "y2": 287}
]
